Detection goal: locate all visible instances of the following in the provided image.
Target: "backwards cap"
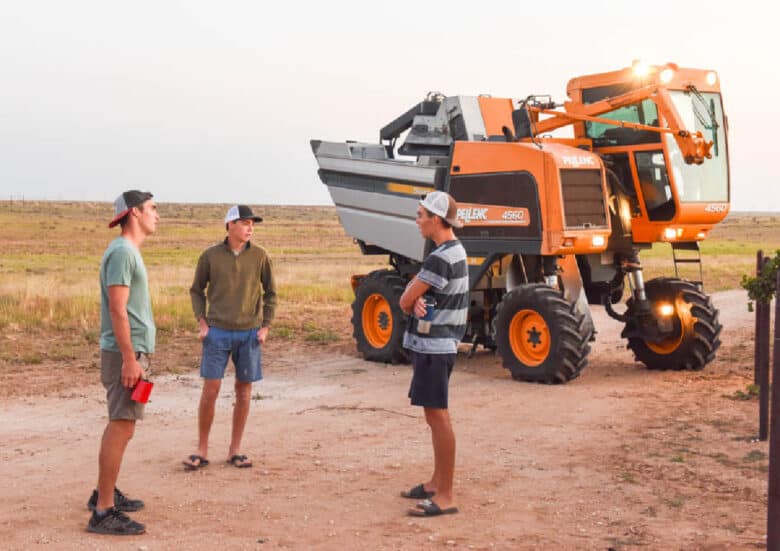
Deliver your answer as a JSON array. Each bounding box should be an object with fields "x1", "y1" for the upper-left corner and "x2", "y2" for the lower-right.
[{"x1": 108, "y1": 190, "x2": 153, "y2": 228}]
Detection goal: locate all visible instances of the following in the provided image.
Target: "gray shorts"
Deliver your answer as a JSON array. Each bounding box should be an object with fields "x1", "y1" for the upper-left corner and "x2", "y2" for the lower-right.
[{"x1": 100, "y1": 350, "x2": 151, "y2": 421}]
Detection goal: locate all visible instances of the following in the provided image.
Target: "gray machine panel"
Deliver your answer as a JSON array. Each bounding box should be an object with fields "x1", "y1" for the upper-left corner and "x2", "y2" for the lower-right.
[
  {"x1": 451, "y1": 96, "x2": 488, "y2": 141},
  {"x1": 328, "y1": 187, "x2": 425, "y2": 261},
  {"x1": 315, "y1": 152, "x2": 438, "y2": 185}
]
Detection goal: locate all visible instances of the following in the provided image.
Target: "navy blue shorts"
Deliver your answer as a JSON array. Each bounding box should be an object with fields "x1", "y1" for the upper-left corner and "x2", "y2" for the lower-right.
[
  {"x1": 200, "y1": 326, "x2": 263, "y2": 383},
  {"x1": 408, "y1": 351, "x2": 455, "y2": 409}
]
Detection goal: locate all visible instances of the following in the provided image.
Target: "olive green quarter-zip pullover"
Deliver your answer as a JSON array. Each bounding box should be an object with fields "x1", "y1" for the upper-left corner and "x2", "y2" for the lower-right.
[{"x1": 190, "y1": 239, "x2": 277, "y2": 330}]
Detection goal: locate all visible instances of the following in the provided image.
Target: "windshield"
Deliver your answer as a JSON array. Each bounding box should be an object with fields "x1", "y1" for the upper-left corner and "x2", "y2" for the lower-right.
[
  {"x1": 585, "y1": 98, "x2": 660, "y2": 146},
  {"x1": 665, "y1": 90, "x2": 729, "y2": 203}
]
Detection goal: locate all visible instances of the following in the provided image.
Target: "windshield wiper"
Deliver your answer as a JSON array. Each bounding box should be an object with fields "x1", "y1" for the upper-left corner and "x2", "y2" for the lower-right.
[{"x1": 687, "y1": 85, "x2": 720, "y2": 156}]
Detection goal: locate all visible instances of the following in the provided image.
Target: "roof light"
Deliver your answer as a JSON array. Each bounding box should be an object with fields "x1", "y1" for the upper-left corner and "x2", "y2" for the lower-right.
[
  {"x1": 632, "y1": 60, "x2": 650, "y2": 78},
  {"x1": 706, "y1": 71, "x2": 718, "y2": 86},
  {"x1": 660, "y1": 68, "x2": 675, "y2": 84}
]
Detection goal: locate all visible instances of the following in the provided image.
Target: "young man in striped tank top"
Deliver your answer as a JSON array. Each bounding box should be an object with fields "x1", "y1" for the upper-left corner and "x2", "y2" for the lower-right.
[{"x1": 400, "y1": 191, "x2": 468, "y2": 517}]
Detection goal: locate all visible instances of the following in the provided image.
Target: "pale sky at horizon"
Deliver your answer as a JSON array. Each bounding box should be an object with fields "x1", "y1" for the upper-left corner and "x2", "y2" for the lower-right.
[{"x1": 1, "y1": 1, "x2": 777, "y2": 211}]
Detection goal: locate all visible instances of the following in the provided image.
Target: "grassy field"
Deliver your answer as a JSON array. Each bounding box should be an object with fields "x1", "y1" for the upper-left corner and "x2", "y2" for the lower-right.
[{"x1": 0, "y1": 200, "x2": 778, "y2": 368}]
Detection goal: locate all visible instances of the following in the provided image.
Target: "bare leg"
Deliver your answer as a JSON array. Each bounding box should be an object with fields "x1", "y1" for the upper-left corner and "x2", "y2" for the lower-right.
[
  {"x1": 228, "y1": 381, "x2": 252, "y2": 458},
  {"x1": 424, "y1": 407, "x2": 456, "y2": 508},
  {"x1": 197, "y1": 379, "x2": 222, "y2": 458},
  {"x1": 96, "y1": 420, "x2": 136, "y2": 511}
]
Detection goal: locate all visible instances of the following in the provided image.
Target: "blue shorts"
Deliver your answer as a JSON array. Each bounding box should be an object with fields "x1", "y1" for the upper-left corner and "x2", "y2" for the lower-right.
[{"x1": 200, "y1": 326, "x2": 263, "y2": 383}]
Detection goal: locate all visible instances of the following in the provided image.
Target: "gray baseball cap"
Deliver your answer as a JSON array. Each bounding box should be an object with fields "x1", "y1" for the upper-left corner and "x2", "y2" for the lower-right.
[{"x1": 109, "y1": 190, "x2": 153, "y2": 228}]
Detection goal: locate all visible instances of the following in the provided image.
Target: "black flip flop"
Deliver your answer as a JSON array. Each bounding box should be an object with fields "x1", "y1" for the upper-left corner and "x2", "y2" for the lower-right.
[
  {"x1": 401, "y1": 483, "x2": 435, "y2": 499},
  {"x1": 183, "y1": 454, "x2": 209, "y2": 471},
  {"x1": 227, "y1": 454, "x2": 253, "y2": 468},
  {"x1": 408, "y1": 498, "x2": 458, "y2": 517}
]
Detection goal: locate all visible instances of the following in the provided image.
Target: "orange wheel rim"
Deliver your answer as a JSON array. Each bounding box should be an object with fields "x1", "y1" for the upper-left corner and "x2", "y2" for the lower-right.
[
  {"x1": 646, "y1": 298, "x2": 691, "y2": 354},
  {"x1": 646, "y1": 332, "x2": 684, "y2": 354},
  {"x1": 508, "y1": 309, "x2": 550, "y2": 366},
  {"x1": 362, "y1": 293, "x2": 393, "y2": 348}
]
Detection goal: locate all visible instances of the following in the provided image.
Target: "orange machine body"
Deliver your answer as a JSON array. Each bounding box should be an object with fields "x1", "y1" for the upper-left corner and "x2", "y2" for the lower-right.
[{"x1": 450, "y1": 139, "x2": 610, "y2": 256}]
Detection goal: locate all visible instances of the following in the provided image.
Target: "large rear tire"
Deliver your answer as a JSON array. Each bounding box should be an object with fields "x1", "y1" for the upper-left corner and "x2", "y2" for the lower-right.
[
  {"x1": 493, "y1": 284, "x2": 591, "y2": 384},
  {"x1": 623, "y1": 278, "x2": 722, "y2": 370},
  {"x1": 351, "y1": 270, "x2": 409, "y2": 364}
]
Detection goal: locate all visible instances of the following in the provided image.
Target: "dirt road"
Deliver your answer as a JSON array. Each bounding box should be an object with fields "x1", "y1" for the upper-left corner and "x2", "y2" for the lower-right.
[{"x1": 0, "y1": 290, "x2": 769, "y2": 549}]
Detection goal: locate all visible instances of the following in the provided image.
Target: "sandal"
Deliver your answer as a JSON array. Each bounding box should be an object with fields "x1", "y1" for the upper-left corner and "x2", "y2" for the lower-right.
[
  {"x1": 408, "y1": 499, "x2": 458, "y2": 517},
  {"x1": 227, "y1": 454, "x2": 253, "y2": 468},
  {"x1": 182, "y1": 454, "x2": 209, "y2": 471},
  {"x1": 401, "y1": 483, "x2": 435, "y2": 499}
]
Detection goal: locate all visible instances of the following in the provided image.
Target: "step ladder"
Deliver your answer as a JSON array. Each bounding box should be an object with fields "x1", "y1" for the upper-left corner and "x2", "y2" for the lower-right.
[{"x1": 671, "y1": 242, "x2": 703, "y2": 288}]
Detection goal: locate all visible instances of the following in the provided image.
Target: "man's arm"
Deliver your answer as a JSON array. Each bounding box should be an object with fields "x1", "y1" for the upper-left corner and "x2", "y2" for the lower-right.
[
  {"x1": 400, "y1": 277, "x2": 431, "y2": 317},
  {"x1": 257, "y1": 255, "x2": 277, "y2": 344},
  {"x1": 108, "y1": 285, "x2": 145, "y2": 388},
  {"x1": 190, "y1": 254, "x2": 210, "y2": 341}
]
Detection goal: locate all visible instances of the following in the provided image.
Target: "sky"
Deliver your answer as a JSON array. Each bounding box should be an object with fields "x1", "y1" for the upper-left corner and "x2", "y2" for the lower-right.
[{"x1": 0, "y1": 1, "x2": 777, "y2": 211}]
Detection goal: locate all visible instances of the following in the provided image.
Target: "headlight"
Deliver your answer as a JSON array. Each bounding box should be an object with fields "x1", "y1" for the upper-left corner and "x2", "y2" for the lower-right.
[
  {"x1": 663, "y1": 227, "x2": 678, "y2": 240},
  {"x1": 632, "y1": 59, "x2": 650, "y2": 78},
  {"x1": 658, "y1": 303, "x2": 675, "y2": 317},
  {"x1": 592, "y1": 235, "x2": 605, "y2": 247}
]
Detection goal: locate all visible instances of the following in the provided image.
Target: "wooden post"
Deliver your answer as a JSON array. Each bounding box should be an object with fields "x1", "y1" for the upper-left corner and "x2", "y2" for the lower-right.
[
  {"x1": 757, "y1": 250, "x2": 765, "y2": 385},
  {"x1": 767, "y1": 269, "x2": 780, "y2": 550},
  {"x1": 760, "y1": 256, "x2": 772, "y2": 441}
]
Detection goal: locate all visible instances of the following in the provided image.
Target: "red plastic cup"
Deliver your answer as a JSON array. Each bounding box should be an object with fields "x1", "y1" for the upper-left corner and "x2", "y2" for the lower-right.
[{"x1": 131, "y1": 379, "x2": 153, "y2": 403}]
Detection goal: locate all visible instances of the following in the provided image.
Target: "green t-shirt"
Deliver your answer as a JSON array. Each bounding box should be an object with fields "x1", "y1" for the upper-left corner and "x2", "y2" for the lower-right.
[{"x1": 99, "y1": 237, "x2": 156, "y2": 353}]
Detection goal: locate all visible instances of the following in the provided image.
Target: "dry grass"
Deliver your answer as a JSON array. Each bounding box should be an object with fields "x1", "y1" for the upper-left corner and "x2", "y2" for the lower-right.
[
  {"x1": 0, "y1": 201, "x2": 387, "y2": 368},
  {"x1": 0, "y1": 200, "x2": 778, "y2": 372}
]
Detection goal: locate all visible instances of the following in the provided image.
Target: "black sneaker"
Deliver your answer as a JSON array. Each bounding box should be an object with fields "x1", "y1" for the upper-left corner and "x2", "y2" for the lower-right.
[
  {"x1": 86, "y1": 507, "x2": 146, "y2": 535},
  {"x1": 87, "y1": 487, "x2": 145, "y2": 512}
]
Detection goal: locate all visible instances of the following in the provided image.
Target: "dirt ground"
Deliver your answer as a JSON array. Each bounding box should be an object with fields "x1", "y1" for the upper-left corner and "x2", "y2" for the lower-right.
[{"x1": 0, "y1": 289, "x2": 771, "y2": 550}]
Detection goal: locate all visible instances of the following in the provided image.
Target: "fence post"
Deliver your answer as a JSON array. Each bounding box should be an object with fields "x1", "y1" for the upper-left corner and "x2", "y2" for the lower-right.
[
  {"x1": 767, "y1": 269, "x2": 780, "y2": 550},
  {"x1": 757, "y1": 250, "x2": 765, "y2": 385},
  {"x1": 760, "y1": 256, "x2": 771, "y2": 441}
]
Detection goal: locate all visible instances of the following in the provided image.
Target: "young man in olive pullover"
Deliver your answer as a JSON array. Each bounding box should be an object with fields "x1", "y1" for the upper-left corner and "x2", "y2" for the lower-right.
[{"x1": 184, "y1": 205, "x2": 276, "y2": 470}]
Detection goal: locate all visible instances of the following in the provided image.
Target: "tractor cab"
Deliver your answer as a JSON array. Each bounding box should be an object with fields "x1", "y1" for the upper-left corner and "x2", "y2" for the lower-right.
[{"x1": 565, "y1": 64, "x2": 730, "y2": 244}]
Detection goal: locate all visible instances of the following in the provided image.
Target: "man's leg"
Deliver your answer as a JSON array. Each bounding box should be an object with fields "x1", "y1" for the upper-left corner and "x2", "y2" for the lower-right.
[
  {"x1": 196, "y1": 378, "x2": 222, "y2": 459},
  {"x1": 424, "y1": 407, "x2": 456, "y2": 508},
  {"x1": 226, "y1": 328, "x2": 261, "y2": 466},
  {"x1": 96, "y1": 420, "x2": 135, "y2": 510},
  {"x1": 228, "y1": 380, "x2": 252, "y2": 460}
]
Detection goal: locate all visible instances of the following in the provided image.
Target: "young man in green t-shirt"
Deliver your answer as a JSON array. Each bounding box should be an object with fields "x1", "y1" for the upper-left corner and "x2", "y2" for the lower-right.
[{"x1": 87, "y1": 190, "x2": 158, "y2": 536}]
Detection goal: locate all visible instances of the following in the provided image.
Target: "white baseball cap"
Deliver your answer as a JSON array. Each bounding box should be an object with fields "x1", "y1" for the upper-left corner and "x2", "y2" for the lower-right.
[
  {"x1": 419, "y1": 191, "x2": 463, "y2": 228},
  {"x1": 224, "y1": 205, "x2": 263, "y2": 224}
]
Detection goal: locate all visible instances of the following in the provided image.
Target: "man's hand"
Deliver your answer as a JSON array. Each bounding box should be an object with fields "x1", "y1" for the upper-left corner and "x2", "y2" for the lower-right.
[
  {"x1": 257, "y1": 326, "x2": 269, "y2": 344},
  {"x1": 198, "y1": 318, "x2": 209, "y2": 341},
  {"x1": 413, "y1": 296, "x2": 427, "y2": 318},
  {"x1": 121, "y1": 356, "x2": 146, "y2": 389}
]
